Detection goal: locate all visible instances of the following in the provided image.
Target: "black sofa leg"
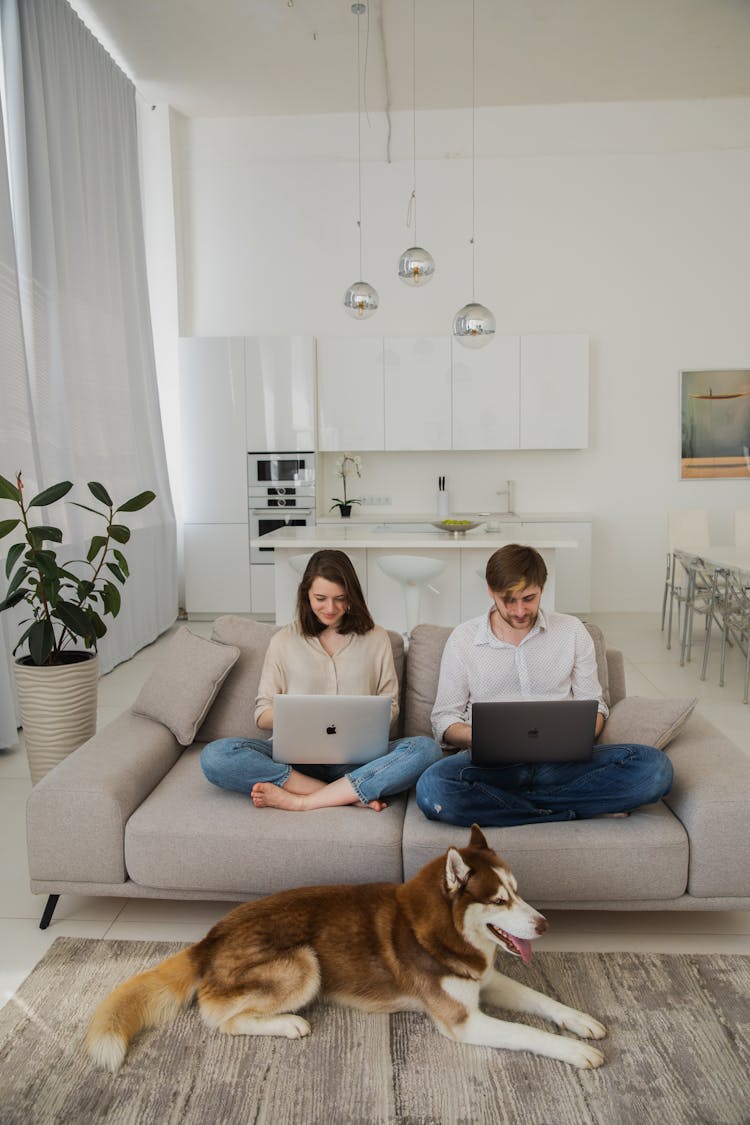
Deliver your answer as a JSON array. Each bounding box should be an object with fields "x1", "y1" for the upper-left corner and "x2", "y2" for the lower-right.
[{"x1": 39, "y1": 894, "x2": 60, "y2": 930}]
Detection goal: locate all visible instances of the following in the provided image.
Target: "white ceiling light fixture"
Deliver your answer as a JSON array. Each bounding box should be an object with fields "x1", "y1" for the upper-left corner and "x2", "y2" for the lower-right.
[
  {"x1": 397, "y1": 0, "x2": 435, "y2": 287},
  {"x1": 452, "y1": 0, "x2": 495, "y2": 348},
  {"x1": 343, "y1": 1, "x2": 379, "y2": 320}
]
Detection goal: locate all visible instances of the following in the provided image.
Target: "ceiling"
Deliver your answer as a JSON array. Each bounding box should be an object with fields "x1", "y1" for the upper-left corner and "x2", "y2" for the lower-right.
[{"x1": 69, "y1": 0, "x2": 750, "y2": 118}]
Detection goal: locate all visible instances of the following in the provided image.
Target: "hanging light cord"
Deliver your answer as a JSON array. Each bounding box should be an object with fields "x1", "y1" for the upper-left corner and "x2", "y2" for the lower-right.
[
  {"x1": 355, "y1": 9, "x2": 364, "y2": 279},
  {"x1": 409, "y1": 0, "x2": 418, "y2": 244},
  {"x1": 471, "y1": 0, "x2": 477, "y2": 301}
]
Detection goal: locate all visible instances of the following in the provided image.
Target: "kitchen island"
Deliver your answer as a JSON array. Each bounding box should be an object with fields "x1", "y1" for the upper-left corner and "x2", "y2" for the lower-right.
[{"x1": 259, "y1": 523, "x2": 578, "y2": 632}]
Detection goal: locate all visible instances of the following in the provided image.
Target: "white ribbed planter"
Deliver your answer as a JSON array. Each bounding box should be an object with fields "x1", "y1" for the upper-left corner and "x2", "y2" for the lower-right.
[{"x1": 15, "y1": 655, "x2": 99, "y2": 785}]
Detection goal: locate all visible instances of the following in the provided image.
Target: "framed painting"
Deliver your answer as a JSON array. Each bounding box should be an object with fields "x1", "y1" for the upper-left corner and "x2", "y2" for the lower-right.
[{"x1": 680, "y1": 369, "x2": 750, "y2": 480}]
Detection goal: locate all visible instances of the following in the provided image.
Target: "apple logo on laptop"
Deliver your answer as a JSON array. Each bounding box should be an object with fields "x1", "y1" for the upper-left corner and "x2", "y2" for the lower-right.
[
  {"x1": 326, "y1": 724, "x2": 337, "y2": 735},
  {"x1": 527, "y1": 727, "x2": 540, "y2": 739}
]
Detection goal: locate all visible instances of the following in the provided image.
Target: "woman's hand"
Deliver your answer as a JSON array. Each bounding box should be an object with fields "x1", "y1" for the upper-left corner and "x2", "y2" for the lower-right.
[{"x1": 256, "y1": 707, "x2": 274, "y2": 731}]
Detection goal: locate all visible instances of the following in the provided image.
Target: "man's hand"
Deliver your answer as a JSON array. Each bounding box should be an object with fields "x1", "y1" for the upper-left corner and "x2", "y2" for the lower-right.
[{"x1": 443, "y1": 721, "x2": 473, "y2": 749}]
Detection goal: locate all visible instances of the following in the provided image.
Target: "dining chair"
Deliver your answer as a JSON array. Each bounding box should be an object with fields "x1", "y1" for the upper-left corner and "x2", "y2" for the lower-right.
[
  {"x1": 670, "y1": 550, "x2": 718, "y2": 666},
  {"x1": 702, "y1": 564, "x2": 750, "y2": 703},
  {"x1": 663, "y1": 509, "x2": 710, "y2": 646}
]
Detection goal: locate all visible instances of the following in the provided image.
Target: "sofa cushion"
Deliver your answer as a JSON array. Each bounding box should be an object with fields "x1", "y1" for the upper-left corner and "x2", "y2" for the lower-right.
[
  {"x1": 197, "y1": 616, "x2": 281, "y2": 742},
  {"x1": 125, "y1": 745, "x2": 407, "y2": 893},
  {"x1": 131, "y1": 627, "x2": 240, "y2": 746},
  {"x1": 403, "y1": 620, "x2": 611, "y2": 738},
  {"x1": 401, "y1": 793, "x2": 689, "y2": 902},
  {"x1": 598, "y1": 696, "x2": 697, "y2": 751},
  {"x1": 198, "y1": 616, "x2": 406, "y2": 743}
]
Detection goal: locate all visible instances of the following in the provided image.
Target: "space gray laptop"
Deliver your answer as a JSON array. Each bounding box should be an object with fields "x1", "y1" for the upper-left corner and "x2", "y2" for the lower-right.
[
  {"x1": 470, "y1": 699, "x2": 599, "y2": 766},
  {"x1": 271, "y1": 694, "x2": 392, "y2": 766}
]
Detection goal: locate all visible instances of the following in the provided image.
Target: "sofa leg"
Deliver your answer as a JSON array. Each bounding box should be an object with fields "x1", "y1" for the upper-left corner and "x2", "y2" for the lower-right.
[{"x1": 39, "y1": 894, "x2": 60, "y2": 930}]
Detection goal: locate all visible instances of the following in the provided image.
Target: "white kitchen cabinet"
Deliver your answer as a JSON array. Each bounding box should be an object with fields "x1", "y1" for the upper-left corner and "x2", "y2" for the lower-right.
[
  {"x1": 520, "y1": 334, "x2": 589, "y2": 449},
  {"x1": 451, "y1": 335, "x2": 520, "y2": 449},
  {"x1": 316, "y1": 337, "x2": 384, "y2": 451},
  {"x1": 183, "y1": 524, "x2": 252, "y2": 614},
  {"x1": 245, "y1": 336, "x2": 315, "y2": 452},
  {"x1": 384, "y1": 337, "x2": 452, "y2": 450},
  {"x1": 250, "y1": 564, "x2": 276, "y2": 617},
  {"x1": 178, "y1": 337, "x2": 247, "y2": 522}
]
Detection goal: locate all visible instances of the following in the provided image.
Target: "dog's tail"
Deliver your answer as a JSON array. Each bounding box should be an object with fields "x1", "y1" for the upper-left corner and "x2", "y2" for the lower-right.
[{"x1": 86, "y1": 947, "x2": 200, "y2": 1072}]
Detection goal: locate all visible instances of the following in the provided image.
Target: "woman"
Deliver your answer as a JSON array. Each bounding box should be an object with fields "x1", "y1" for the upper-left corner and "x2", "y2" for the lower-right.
[{"x1": 201, "y1": 550, "x2": 442, "y2": 812}]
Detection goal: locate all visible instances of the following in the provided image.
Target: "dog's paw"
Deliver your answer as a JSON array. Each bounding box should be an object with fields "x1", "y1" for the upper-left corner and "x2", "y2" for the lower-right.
[
  {"x1": 560, "y1": 1009, "x2": 607, "y2": 1041},
  {"x1": 567, "y1": 1040, "x2": 606, "y2": 1069},
  {"x1": 281, "y1": 1015, "x2": 311, "y2": 1038}
]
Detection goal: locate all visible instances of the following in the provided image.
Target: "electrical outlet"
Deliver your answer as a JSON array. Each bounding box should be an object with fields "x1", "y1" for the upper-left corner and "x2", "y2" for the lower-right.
[{"x1": 361, "y1": 495, "x2": 392, "y2": 506}]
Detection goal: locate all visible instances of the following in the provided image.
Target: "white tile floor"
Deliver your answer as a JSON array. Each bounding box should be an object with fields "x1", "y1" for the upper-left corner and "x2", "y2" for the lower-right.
[{"x1": 1, "y1": 611, "x2": 749, "y2": 1009}]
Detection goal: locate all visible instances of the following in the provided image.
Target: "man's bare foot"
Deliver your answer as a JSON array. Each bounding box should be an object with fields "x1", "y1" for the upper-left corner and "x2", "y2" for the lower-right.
[
  {"x1": 595, "y1": 811, "x2": 630, "y2": 818},
  {"x1": 251, "y1": 782, "x2": 304, "y2": 810}
]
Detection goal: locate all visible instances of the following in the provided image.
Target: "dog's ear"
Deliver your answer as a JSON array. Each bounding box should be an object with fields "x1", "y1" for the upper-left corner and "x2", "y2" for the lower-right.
[
  {"x1": 445, "y1": 848, "x2": 473, "y2": 895},
  {"x1": 469, "y1": 823, "x2": 489, "y2": 851}
]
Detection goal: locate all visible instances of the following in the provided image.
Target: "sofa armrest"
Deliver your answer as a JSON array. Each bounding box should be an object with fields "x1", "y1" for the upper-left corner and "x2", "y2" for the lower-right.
[
  {"x1": 663, "y1": 713, "x2": 750, "y2": 899},
  {"x1": 27, "y1": 710, "x2": 181, "y2": 887}
]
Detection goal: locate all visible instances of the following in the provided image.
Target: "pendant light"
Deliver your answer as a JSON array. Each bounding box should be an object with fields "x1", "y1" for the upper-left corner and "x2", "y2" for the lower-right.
[
  {"x1": 396, "y1": 0, "x2": 435, "y2": 286},
  {"x1": 453, "y1": 0, "x2": 495, "y2": 347},
  {"x1": 343, "y1": 2, "x2": 379, "y2": 319}
]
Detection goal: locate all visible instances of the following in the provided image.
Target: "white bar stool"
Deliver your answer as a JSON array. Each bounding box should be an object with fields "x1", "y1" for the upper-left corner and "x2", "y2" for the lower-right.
[{"x1": 376, "y1": 555, "x2": 447, "y2": 638}]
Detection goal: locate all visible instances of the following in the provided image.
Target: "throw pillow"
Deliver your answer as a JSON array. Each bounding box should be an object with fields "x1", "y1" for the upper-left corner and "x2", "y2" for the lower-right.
[
  {"x1": 597, "y1": 696, "x2": 697, "y2": 750},
  {"x1": 196, "y1": 615, "x2": 281, "y2": 742},
  {"x1": 132, "y1": 627, "x2": 240, "y2": 746}
]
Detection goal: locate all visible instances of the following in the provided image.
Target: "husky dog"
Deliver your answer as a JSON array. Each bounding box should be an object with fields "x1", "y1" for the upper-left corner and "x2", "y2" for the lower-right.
[{"x1": 87, "y1": 825, "x2": 606, "y2": 1072}]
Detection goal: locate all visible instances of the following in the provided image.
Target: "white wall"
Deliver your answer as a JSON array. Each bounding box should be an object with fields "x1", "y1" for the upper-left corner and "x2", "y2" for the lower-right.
[{"x1": 170, "y1": 98, "x2": 750, "y2": 611}]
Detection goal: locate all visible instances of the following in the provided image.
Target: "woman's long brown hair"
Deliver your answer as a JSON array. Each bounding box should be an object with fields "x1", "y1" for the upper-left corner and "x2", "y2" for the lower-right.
[{"x1": 296, "y1": 549, "x2": 374, "y2": 636}]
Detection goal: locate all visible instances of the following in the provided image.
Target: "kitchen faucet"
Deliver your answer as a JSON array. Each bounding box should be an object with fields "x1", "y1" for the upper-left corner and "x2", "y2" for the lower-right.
[{"x1": 496, "y1": 479, "x2": 515, "y2": 517}]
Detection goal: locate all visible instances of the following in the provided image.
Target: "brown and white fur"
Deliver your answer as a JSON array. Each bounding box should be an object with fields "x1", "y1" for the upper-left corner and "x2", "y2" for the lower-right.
[{"x1": 87, "y1": 825, "x2": 606, "y2": 1072}]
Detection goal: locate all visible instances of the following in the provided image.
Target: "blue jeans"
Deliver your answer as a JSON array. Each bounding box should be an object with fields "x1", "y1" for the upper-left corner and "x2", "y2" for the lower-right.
[
  {"x1": 415, "y1": 744, "x2": 674, "y2": 828},
  {"x1": 201, "y1": 735, "x2": 442, "y2": 805}
]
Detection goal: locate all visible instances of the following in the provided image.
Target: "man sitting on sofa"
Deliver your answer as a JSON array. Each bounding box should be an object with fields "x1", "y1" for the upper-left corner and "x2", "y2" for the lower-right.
[{"x1": 415, "y1": 544, "x2": 673, "y2": 827}]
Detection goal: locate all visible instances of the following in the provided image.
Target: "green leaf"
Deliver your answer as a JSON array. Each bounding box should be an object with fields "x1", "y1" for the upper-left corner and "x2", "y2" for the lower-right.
[
  {"x1": 76, "y1": 580, "x2": 95, "y2": 600},
  {"x1": 28, "y1": 619, "x2": 55, "y2": 665},
  {"x1": 87, "y1": 608, "x2": 107, "y2": 639},
  {"x1": 102, "y1": 580, "x2": 121, "y2": 616},
  {"x1": 0, "y1": 474, "x2": 21, "y2": 502},
  {"x1": 54, "y1": 601, "x2": 96, "y2": 640},
  {"x1": 0, "y1": 589, "x2": 26, "y2": 613},
  {"x1": 108, "y1": 524, "x2": 131, "y2": 544},
  {"x1": 106, "y1": 561, "x2": 126, "y2": 584},
  {"x1": 29, "y1": 481, "x2": 73, "y2": 507},
  {"x1": 33, "y1": 553, "x2": 61, "y2": 582},
  {"x1": 87, "y1": 481, "x2": 113, "y2": 507},
  {"x1": 27, "y1": 525, "x2": 64, "y2": 544},
  {"x1": 116, "y1": 490, "x2": 156, "y2": 513},
  {"x1": 5, "y1": 566, "x2": 29, "y2": 598},
  {"x1": 113, "y1": 549, "x2": 129, "y2": 578},
  {"x1": 0, "y1": 518, "x2": 21, "y2": 540},
  {"x1": 5, "y1": 541, "x2": 25, "y2": 577},
  {"x1": 87, "y1": 535, "x2": 108, "y2": 562},
  {"x1": 70, "y1": 502, "x2": 108, "y2": 518}
]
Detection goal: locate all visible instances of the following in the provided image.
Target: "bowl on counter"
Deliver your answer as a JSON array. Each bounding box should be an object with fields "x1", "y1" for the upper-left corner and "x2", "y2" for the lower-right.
[{"x1": 431, "y1": 519, "x2": 483, "y2": 537}]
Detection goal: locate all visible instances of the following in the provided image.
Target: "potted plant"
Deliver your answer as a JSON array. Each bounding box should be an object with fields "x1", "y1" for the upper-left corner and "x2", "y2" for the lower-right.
[
  {"x1": 329, "y1": 453, "x2": 362, "y2": 519},
  {"x1": 0, "y1": 472, "x2": 156, "y2": 783}
]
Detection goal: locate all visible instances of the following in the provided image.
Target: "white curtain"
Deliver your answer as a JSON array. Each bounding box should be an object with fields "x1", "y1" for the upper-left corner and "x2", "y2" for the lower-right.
[{"x1": 0, "y1": 0, "x2": 178, "y2": 748}]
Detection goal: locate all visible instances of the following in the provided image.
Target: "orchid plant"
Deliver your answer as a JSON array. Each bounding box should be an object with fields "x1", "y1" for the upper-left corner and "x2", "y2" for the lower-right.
[{"x1": 329, "y1": 453, "x2": 362, "y2": 514}]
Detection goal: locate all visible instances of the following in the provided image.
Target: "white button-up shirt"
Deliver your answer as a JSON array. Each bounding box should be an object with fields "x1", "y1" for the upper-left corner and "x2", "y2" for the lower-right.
[{"x1": 431, "y1": 607, "x2": 608, "y2": 745}]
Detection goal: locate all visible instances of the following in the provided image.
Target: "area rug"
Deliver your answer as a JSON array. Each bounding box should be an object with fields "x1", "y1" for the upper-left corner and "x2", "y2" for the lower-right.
[{"x1": 0, "y1": 939, "x2": 748, "y2": 1124}]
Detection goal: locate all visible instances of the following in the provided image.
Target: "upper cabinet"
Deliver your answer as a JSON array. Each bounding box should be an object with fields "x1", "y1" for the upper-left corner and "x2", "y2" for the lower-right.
[
  {"x1": 316, "y1": 332, "x2": 589, "y2": 452},
  {"x1": 178, "y1": 337, "x2": 248, "y2": 523},
  {"x1": 452, "y1": 334, "x2": 521, "y2": 450},
  {"x1": 245, "y1": 336, "x2": 315, "y2": 452},
  {"x1": 384, "y1": 336, "x2": 452, "y2": 450},
  {"x1": 317, "y1": 336, "x2": 384, "y2": 451},
  {"x1": 519, "y1": 334, "x2": 589, "y2": 450}
]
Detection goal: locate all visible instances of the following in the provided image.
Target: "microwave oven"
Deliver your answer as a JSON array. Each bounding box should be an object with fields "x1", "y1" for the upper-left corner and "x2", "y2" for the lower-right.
[{"x1": 248, "y1": 451, "x2": 315, "y2": 490}]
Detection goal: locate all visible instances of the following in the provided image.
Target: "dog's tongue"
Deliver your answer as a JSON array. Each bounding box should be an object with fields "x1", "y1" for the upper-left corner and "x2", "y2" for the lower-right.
[{"x1": 511, "y1": 935, "x2": 533, "y2": 963}]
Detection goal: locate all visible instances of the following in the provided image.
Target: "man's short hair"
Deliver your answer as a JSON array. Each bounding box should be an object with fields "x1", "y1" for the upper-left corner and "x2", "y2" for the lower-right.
[{"x1": 485, "y1": 544, "x2": 548, "y2": 595}]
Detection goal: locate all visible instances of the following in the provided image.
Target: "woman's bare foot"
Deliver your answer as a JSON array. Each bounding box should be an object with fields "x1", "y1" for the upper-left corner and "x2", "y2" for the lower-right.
[
  {"x1": 251, "y1": 782, "x2": 304, "y2": 810},
  {"x1": 355, "y1": 799, "x2": 388, "y2": 812}
]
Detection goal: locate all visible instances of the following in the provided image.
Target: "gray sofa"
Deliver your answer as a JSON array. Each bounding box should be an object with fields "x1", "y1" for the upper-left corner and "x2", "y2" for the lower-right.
[{"x1": 27, "y1": 615, "x2": 750, "y2": 927}]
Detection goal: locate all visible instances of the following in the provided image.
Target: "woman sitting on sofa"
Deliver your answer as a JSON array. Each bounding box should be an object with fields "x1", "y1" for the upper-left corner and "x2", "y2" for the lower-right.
[{"x1": 201, "y1": 549, "x2": 442, "y2": 812}]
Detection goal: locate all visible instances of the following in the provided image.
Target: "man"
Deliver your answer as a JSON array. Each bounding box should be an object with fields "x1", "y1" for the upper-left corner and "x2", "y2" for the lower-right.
[{"x1": 415, "y1": 544, "x2": 673, "y2": 827}]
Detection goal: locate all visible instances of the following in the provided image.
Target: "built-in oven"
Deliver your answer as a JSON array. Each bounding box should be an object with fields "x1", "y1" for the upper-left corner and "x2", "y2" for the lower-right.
[{"x1": 248, "y1": 452, "x2": 316, "y2": 565}]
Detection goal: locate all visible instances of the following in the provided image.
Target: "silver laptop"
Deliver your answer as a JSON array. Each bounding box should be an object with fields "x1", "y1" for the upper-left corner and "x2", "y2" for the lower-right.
[
  {"x1": 470, "y1": 699, "x2": 598, "y2": 766},
  {"x1": 271, "y1": 694, "x2": 392, "y2": 766}
]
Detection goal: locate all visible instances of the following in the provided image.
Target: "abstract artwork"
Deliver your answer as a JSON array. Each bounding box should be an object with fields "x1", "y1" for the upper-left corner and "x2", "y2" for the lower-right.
[{"x1": 680, "y1": 369, "x2": 750, "y2": 479}]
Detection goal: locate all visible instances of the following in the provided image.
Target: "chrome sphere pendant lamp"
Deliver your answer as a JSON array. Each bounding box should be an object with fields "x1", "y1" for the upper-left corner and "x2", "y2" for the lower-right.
[
  {"x1": 453, "y1": 0, "x2": 494, "y2": 347},
  {"x1": 344, "y1": 2, "x2": 379, "y2": 319},
  {"x1": 397, "y1": 0, "x2": 435, "y2": 286}
]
